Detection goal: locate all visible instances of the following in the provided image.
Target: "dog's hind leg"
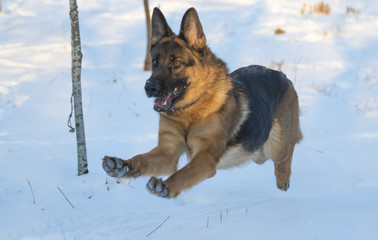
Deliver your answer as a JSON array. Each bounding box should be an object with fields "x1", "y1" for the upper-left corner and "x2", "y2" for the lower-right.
[
  {"x1": 263, "y1": 120, "x2": 294, "y2": 191},
  {"x1": 270, "y1": 81, "x2": 302, "y2": 191},
  {"x1": 273, "y1": 146, "x2": 294, "y2": 191}
]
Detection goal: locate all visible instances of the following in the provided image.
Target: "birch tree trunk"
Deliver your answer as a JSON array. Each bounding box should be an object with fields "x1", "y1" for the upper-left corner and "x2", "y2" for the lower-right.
[
  {"x1": 69, "y1": 0, "x2": 88, "y2": 175},
  {"x1": 143, "y1": 0, "x2": 151, "y2": 71}
]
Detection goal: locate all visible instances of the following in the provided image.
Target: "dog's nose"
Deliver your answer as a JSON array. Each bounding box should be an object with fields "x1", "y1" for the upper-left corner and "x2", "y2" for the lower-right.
[{"x1": 145, "y1": 80, "x2": 161, "y2": 97}]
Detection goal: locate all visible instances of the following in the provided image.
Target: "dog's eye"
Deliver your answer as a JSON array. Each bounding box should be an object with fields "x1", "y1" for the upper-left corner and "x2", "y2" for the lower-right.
[
  {"x1": 152, "y1": 58, "x2": 158, "y2": 66},
  {"x1": 173, "y1": 60, "x2": 181, "y2": 68}
]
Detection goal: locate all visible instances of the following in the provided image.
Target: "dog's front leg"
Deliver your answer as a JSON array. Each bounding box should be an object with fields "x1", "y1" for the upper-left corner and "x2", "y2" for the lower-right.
[
  {"x1": 147, "y1": 123, "x2": 228, "y2": 198},
  {"x1": 146, "y1": 152, "x2": 218, "y2": 198},
  {"x1": 103, "y1": 116, "x2": 186, "y2": 179},
  {"x1": 103, "y1": 144, "x2": 182, "y2": 179}
]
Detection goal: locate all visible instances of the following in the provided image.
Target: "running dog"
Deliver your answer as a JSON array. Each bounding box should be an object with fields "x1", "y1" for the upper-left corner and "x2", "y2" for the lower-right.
[{"x1": 103, "y1": 7, "x2": 302, "y2": 198}]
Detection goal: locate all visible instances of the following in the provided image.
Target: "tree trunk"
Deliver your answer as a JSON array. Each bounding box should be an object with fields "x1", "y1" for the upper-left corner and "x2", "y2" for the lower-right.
[
  {"x1": 143, "y1": 0, "x2": 151, "y2": 71},
  {"x1": 69, "y1": 0, "x2": 88, "y2": 175}
]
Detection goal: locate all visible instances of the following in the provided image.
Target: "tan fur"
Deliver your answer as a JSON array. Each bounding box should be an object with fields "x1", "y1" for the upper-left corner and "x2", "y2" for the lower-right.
[
  {"x1": 158, "y1": 74, "x2": 239, "y2": 197},
  {"x1": 171, "y1": 51, "x2": 233, "y2": 124}
]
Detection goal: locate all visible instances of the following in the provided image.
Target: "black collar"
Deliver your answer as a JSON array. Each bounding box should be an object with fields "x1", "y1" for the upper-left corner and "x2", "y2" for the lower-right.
[{"x1": 169, "y1": 95, "x2": 202, "y2": 112}]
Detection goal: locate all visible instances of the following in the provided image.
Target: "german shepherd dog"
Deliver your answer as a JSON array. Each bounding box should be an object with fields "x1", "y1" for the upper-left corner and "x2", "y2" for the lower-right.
[{"x1": 103, "y1": 7, "x2": 302, "y2": 198}]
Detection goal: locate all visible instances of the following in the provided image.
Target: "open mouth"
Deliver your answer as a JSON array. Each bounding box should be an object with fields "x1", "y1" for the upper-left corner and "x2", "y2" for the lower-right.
[{"x1": 154, "y1": 86, "x2": 185, "y2": 112}]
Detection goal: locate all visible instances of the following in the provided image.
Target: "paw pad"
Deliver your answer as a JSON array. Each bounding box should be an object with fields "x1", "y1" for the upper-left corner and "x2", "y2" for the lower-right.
[
  {"x1": 146, "y1": 177, "x2": 169, "y2": 198},
  {"x1": 102, "y1": 156, "x2": 131, "y2": 178}
]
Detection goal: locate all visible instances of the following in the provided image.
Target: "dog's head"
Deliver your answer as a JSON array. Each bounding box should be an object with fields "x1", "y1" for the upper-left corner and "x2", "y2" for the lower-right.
[{"x1": 145, "y1": 8, "x2": 207, "y2": 113}]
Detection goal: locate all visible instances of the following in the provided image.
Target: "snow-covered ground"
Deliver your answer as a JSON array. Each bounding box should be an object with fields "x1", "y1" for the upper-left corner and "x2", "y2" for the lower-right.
[{"x1": 1, "y1": 0, "x2": 378, "y2": 239}]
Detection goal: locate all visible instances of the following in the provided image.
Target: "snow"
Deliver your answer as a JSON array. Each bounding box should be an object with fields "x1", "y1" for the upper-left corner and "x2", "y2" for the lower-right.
[{"x1": 1, "y1": 0, "x2": 378, "y2": 239}]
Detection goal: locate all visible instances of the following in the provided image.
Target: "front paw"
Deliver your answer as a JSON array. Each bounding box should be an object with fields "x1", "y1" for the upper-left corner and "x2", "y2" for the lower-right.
[
  {"x1": 103, "y1": 156, "x2": 136, "y2": 178},
  {"x1": 146, "y1": 177, "x2": 169, "y2": 198}
]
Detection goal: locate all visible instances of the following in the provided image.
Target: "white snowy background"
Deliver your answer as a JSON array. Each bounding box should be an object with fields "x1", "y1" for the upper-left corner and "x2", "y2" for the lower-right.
[{"x1": 1, "y1": 0, "x2": 378, "y2": 239}]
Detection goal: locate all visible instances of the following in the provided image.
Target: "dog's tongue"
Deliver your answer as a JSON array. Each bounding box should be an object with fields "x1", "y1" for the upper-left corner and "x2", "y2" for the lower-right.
[{"x1": 154, "y1": 94, "x2": 173, "y2": 112}]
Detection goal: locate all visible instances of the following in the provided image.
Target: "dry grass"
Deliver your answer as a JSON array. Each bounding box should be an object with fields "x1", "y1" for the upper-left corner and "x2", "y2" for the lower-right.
[
  {"x1": 346, "y1": 7, "x2": 361, "y2": 16},
  {"x1": 313, "y1": 2, "x2": 331, "y2": 15},
  {"x1": 26, "y1": 178, "x2": 36, "y2": 204},
  {"x1": 274, "y1": 28, "x2": 286, "y2": 35},
  {"x1": 269, "y1": 60, "x2": 285, "y2": 71},
  {"x1": 310, "y1": 83, "x2": 333, "y2": 96},
  {"x1": 301, "y1": 2, "x2": 331, "y2": 16}
]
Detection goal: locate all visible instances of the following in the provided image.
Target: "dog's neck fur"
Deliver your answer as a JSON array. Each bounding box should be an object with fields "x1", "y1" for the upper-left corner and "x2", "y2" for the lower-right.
[{"x1": 162, "y1": 51, "x2": 234, "y2": 127}]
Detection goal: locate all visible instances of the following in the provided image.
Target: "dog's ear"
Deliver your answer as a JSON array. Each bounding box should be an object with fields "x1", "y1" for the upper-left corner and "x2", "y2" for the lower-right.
[
  {"x1": 150, "y1": 8, "x2": 173, "y2": 49},
  {"x1": 179, "y1": 8, "x2": 206, "y2": 50}
]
